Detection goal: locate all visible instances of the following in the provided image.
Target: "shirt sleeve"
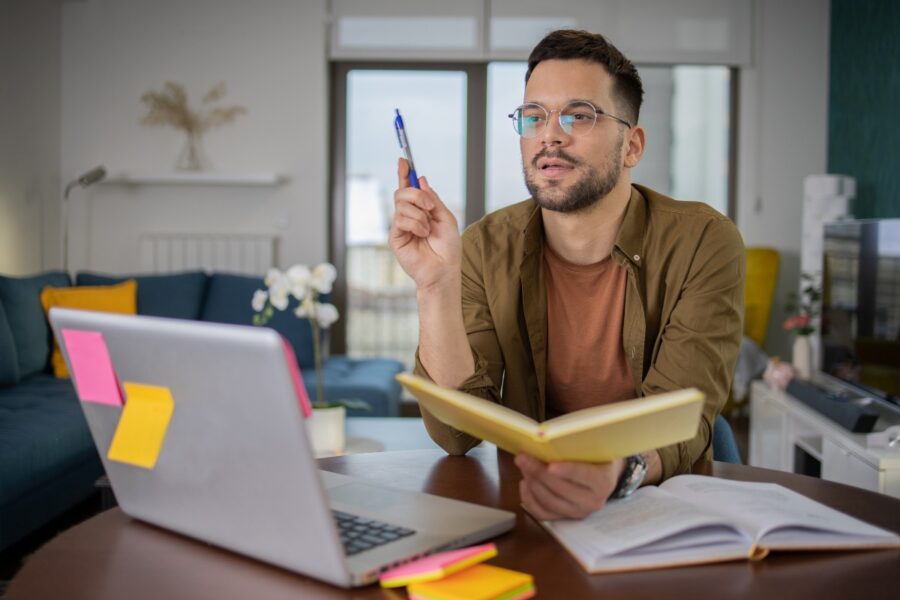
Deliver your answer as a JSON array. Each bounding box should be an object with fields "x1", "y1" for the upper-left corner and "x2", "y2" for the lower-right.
[
  {"x1": 413, "y1": 227, "x2": 505, "y2": 455},
  {"x1": 642, "y1": 218, "x2": 746, "y2": 480}
]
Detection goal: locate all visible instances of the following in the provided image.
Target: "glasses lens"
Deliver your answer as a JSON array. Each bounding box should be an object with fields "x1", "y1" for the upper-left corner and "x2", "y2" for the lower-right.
[
  {"x1": 512, "y1": 105, "x2": 546, "y2": 138},
  {"x1": 560, "y1": 102, "x2": 598, "y2": 136}
]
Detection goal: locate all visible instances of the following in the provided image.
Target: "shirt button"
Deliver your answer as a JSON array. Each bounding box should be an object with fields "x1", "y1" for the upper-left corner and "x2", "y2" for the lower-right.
[{"x1": 633, "y1": 254, "x2": 640, "y2": 261}]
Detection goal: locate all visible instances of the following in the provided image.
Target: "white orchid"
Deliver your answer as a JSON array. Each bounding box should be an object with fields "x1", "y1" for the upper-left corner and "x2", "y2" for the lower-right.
[
  {"x1": 251, "y1": 263, "x2": 359, "y2": 410},
  {"x1": 268, "y1": 274, "x2": 291, "y2": 311},
  {"x1": 310, "y1": 262, "x2": 337, "y2": 295},
  {"x1": 264, "y1": 267, "x2": 282, "y2": 287},
  {"x1": 251, "y1": 289, "x2": 268, "y2": 312},
  {"x1": 314, "y1": 302, "x2": 340, "y2": 328},
  {"x1": 293, "y1": 294, "x2": 315, "y2": 319},
  {"x1": 286, "y1": 264, "x2": 311, "y2": 300}
]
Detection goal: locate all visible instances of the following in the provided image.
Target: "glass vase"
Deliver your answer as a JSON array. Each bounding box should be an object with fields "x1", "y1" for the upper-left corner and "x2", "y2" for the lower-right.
[
  {"x1": 792, "y1": 335, "x2": 813, "y2": 380},
  {"x1": 176, "y1": 130, "x2": 210, "y2": 171}
]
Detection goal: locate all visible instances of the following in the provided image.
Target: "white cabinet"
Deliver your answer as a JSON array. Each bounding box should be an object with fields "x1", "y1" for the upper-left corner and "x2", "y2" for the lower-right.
[{"x1": 750, "y1": 380, "x2": 900, "y2": 498}]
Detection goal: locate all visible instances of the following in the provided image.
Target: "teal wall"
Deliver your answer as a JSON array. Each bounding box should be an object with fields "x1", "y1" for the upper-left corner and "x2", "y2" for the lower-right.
[{"x1": 828, "y1": 0, "x2": 900, "y2": 218}]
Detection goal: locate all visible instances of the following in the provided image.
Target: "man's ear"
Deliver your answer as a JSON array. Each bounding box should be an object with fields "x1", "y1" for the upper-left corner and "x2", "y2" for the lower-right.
[{"x1": 623, "y1": 125, "x2": 645, "y2": 169}]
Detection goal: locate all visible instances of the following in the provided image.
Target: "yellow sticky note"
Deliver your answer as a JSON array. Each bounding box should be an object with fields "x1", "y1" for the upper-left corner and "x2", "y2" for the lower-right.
[{"x1": 107, "y1": 382, "x2": 175, "y2": 469}]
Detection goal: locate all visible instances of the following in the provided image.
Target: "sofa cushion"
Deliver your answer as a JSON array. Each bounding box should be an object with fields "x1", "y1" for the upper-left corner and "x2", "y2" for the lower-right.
[
  {"x1": 303, "y1": 356, "x2": 405, "y2": 416},
  {"x1": 0, "y1": 272, "x2": 72, "y2": 378},
  {"x1": 77, "y1": 271, "x2": 208, "y2": 320},
  {"x1": 200, "y1": 273, "x2": 322, "y2": 368},
  {"x1": 0, "y1": 374, "x2": 99, "y2": 507},
  {"x1": 40, "y1": 280, "x2": 138, "y2": 378},
  {"x1": 0, "y1": 301, "x2": 19, "y2": 386}
]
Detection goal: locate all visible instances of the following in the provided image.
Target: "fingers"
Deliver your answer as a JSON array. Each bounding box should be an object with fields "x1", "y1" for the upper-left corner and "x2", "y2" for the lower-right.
[
  {"x1": 519, "y1": 480, "x2": 563, "y2": 521},
  {"x1": 397, "y1": 157, "x2": 410, "y2": 189},
  {"x1": 548, "y1": 460, "x2": 621, "y2": 498},
  {"x1": 392, "y1": 201, "x2": 431, "y2": 238},
  {"x1": 516, "y1": 454, "x2": 611, "y2": 519}
]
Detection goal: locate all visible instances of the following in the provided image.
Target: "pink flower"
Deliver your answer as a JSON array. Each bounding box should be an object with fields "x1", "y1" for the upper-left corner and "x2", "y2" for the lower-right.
[{"x1": 783, "y1": 314, "x2": 811, "y2": 331}]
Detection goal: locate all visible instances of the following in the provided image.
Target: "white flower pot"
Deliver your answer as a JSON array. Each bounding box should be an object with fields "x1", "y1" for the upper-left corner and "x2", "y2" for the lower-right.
[{"x1": 306, "y1": 406, "x2": 346, "y2": 455}]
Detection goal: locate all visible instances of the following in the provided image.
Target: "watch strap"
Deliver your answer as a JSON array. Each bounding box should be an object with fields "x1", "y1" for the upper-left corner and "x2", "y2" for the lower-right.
[{"x1": 610, "y1": 454, "x2": 648, "y2": 499}]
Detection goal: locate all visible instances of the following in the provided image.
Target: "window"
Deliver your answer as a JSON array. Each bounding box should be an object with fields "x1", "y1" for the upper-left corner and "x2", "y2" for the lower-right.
[{"x1": 332, "y1": 62, "x2": 735, "y2": 364}]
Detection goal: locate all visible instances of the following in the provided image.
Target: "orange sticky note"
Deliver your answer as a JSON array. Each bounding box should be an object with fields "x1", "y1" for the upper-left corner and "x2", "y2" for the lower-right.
[
  {"x1": 407, "y1": 564, "x2": 534, "y2": 600},
  {"x1": 107, "y1": 382, "x2": 175, "y2": 469},
  {"x1": 61, "y1": 329, "x2": 123, "y2": 406},
  {"x1": 380, "y1": 543, "x2": 498, "y2": 588}
]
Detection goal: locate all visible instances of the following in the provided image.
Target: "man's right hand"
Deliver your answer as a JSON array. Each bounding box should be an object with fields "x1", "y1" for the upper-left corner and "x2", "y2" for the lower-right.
[{"x1": 389, "y1": 158, "x2": 462, "y2": 291}]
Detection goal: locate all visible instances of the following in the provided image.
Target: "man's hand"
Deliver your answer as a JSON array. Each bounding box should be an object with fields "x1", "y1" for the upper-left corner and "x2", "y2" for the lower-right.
[
  {"x1": 389, "y1": 158, "x2": 462, "y2": 291},
  {"x1": 515, "y1": 454, "x2": 625, "y2": 521}
]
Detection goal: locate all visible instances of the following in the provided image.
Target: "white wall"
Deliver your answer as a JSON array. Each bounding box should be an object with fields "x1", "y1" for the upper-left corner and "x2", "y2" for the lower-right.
[
  {"x1": 735, "y1": 0, "x2": 831, "y2": 359},
  {"x1": 0, "y1": 0, "x2": 61, "y2": 275},
  {"x1": 32, "y1": 0, "x2": 831, "y2": 360},
  {"x1": 61, "y1": 0, "x2": 328, "y2": 274}
]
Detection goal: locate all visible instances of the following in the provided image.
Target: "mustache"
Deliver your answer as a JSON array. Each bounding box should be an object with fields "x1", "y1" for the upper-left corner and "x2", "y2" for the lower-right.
[{"x1": 531, "y1": 148, "x2": 581, "y2": 168}]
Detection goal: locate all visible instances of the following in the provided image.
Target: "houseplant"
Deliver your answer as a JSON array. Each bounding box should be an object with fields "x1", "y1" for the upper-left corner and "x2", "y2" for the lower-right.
[
  {"x1": 252, "y1": 263, "x2": 368, "y2": 454},
  {"x1": 140, "y1": 81, "x2": 247, "y2": 171},
  {"x1": 783, "y1": 273, "x2": 821, "y2": 379}
]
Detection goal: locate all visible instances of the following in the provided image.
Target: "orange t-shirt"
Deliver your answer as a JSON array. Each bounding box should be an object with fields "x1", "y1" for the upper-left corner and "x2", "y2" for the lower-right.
[{"x1": 544, "y1": 243, "x2": 635, "y2": 417}]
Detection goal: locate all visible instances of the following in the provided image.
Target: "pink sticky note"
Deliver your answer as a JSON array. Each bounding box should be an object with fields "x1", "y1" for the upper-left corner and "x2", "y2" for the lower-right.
[
  {"x1": 280, "y1": 337, "x2": 312, "y2": 418},
  {"x1": 61, "y1": 329, "x2": 123, "y2": 406},
  {"x1": 380, "y1": 543, "x2": 498, "y2": 588}
]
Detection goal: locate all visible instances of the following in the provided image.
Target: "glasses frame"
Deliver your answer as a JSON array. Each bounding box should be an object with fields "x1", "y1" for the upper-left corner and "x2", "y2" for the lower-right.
[{"x1": 508, "y1": 100, "x2": 633, "y2": 138}]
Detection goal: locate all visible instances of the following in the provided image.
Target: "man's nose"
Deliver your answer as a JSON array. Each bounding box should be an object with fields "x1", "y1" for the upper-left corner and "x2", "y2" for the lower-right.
[{"x1": 540, "y1": 112, "x2": 568, "y2": 146}]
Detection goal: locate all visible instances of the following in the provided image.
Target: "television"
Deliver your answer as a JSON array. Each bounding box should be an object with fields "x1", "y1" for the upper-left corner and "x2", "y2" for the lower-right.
[{"x1": 822, "y1": 218, "x2": 900, "y2": 401}]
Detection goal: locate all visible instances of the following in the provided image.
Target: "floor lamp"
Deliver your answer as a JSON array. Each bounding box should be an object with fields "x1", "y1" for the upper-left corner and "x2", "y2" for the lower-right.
[{"x1": 62, "y1": 166, "x2": 107, "y2": 274}]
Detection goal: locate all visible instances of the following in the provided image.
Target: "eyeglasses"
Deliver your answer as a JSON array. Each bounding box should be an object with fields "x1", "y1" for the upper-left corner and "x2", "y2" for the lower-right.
[{"x1": 508, "y1": 100, "x2": 632, "y2": 138}]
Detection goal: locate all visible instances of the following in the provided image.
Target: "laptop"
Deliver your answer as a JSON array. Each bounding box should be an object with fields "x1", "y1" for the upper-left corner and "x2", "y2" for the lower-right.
[{"x1": 49, "y1": 308, "x2": 515, "y2": 588}]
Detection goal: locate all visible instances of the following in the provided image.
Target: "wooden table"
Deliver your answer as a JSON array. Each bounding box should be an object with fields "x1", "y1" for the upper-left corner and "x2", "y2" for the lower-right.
[{"x1": 7, "y1": 449, "x2": 900, "y2": 599}]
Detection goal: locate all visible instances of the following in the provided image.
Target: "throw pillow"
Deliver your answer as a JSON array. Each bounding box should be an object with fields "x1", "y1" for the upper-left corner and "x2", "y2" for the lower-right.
[
  {"x1": 40, "y1": 279, "x2": 138, "y2": 378},
  {"x1": 76, "y1": 271, "x2": 208, "y2": 320},
  {"x1": 0, "y1": 301, "x2": 19, "y2": 386},
  {"x1": 0, "y1": 272, "x2": 72, "y2": 378}
]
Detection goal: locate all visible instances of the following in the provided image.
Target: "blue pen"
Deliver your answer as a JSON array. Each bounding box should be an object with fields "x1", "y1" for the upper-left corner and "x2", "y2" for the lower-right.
[{"x1": 394, "y1": 109, "x2": 420, "y2": 189}]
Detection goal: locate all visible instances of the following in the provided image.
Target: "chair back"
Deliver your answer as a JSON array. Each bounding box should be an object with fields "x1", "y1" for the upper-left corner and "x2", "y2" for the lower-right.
[
  {"x1": 744, "y1": 247, "x2": 780, "y2": 347},
  {"x1": 713, "y1": 415, "x2": 742, "y2": 464}
]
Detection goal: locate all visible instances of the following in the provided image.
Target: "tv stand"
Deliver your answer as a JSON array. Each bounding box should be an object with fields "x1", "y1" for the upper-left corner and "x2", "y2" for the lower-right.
[{"x1": 749, "y1": 379, "x2": 900, "y2": 498}]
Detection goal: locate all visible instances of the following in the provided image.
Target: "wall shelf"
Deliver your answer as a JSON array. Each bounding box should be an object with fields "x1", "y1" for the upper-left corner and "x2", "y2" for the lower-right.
[{"x1": 102, "y1": 172, "x2": 288, "y2": 186}]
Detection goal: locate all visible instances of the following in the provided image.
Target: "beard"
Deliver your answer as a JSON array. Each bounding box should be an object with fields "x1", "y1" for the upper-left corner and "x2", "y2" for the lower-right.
[{"x1": 523, "y1": 132, "x2": 624, "y2": 214}]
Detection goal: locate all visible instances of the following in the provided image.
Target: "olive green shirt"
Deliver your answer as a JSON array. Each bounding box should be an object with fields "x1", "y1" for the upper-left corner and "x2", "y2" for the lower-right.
[{"x1": 415, "y1": 184, "x2": 745, "y2": 481}]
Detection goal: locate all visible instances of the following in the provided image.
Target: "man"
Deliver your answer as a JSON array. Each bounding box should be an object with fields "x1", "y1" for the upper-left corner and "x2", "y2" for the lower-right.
[{"x1": 389, "y1": 30, "x2": 744, "y2": 521}]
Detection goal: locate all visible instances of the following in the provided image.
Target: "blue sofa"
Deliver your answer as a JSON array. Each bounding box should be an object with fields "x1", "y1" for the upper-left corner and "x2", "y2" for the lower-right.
[{"x1": 0, "y1": 270, "x2": 404, "y2": 552}]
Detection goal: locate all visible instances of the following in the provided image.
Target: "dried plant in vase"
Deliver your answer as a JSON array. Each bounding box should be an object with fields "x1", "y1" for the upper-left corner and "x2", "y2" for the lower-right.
[{"x1": 140, "y1": 81, "x2": 247, "y2": 171}]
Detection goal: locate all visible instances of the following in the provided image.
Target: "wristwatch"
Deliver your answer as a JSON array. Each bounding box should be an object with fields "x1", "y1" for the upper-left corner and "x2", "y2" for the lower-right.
[{"x1": 609, "y1": 454, "x2": 648, "y2": 499}]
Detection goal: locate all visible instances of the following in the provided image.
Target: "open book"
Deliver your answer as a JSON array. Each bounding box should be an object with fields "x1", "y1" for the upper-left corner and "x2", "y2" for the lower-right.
[
  {"x1": 396, "y1": 373, "x2": 705, "y2": 462},
  {"x1": 536, "y1": 475, "x2": 900, "y2": 573}
]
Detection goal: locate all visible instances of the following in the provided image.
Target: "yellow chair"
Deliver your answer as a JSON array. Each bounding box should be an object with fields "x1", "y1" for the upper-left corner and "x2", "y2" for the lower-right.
[{"x1": 743, "y1": 247, "x2": 780, "y2": 347}]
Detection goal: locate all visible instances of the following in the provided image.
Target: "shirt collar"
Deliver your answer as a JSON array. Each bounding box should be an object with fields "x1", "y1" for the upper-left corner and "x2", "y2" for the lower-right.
[{"x1": 613, "y1": 185, "x2": 647, "y2": 268}]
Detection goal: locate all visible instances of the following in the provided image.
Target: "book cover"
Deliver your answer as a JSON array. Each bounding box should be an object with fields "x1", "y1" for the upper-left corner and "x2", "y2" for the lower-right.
[{"x1": 396, "y1": 373, "x2": 705, "y2": 462}]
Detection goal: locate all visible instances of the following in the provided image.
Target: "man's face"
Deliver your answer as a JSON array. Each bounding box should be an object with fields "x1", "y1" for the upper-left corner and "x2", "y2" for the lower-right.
[{"x1": 520, "y1": 59, "x2": 630, "y2": 214}]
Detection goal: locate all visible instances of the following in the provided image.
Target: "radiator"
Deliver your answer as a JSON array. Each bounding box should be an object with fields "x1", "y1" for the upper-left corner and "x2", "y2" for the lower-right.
[{"x1": 138, "y1": 234, "x2": 278, "y2": 275}]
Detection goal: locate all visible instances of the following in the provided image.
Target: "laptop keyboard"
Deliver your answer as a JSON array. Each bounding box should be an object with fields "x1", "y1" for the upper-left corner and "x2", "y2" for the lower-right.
[{"x1": 332, "y1": 510, "x2": 416, "y2": 556}]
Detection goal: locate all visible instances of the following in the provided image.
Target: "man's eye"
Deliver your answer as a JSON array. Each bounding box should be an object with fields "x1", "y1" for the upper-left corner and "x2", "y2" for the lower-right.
[
  {"x1": 567, "y1": 112, "x2": 594, "y2": 122},
  {"x1": 523, "y1": 114, "x2": 545, "y2": 123}
]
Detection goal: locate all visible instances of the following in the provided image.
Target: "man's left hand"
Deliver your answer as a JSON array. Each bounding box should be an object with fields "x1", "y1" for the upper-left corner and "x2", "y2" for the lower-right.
[{"x1": 514, "y1": 454, "x2": 624, "y2": 520}]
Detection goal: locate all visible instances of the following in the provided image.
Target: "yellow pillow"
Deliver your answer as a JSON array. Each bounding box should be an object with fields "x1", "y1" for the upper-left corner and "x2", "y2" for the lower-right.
[{"x1": 40, "y1": 279, "x2": 137, "y2": 378}]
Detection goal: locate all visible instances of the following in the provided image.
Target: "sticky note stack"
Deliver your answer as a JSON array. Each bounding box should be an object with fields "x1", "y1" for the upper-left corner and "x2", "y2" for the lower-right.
[
  {"x1": 379, "y1": 543, "x2": 535, "y2": 600},
  {"x1": 407, "y1": 564, "x2": 535, "y2": 600}
]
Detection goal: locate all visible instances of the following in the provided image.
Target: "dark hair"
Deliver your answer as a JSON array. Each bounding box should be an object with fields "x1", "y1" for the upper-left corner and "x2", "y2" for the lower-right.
[{"x1": 525, "y1": 29, "x2": 644, "y2": 125}]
